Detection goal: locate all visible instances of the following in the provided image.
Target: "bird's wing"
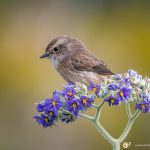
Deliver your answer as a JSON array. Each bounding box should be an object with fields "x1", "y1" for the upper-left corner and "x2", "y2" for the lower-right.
[{"x1": 70, "y1": 51, "x2": 114, "y2": 75}]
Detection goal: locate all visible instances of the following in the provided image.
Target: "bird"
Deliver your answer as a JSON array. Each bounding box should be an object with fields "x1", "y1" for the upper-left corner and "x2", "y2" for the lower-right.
[{"x1": 40, "y1": 36, "x2": 114, "y2": 85}]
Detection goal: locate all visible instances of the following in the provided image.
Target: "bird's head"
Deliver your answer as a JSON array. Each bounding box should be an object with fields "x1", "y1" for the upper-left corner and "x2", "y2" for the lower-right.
[{"x1": 40, "y1": 35, "x2": 86, "y2": 64}]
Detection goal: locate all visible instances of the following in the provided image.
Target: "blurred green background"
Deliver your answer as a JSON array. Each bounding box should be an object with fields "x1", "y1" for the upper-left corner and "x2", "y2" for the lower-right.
[{"x1": 0, "y1": 0, "x2": 150, "y2": 150}]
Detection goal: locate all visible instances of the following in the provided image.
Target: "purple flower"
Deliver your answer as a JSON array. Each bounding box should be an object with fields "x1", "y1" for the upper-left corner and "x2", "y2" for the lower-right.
[
  {"x1": 61, "y1": 85, "x2": 76, "y2": 99},
  {"x1": 66, "y1": 98, "x2": 82, "y2": 116},
  {"x1": 46, "y1": 109, "x2": 58, "y2": 120},
  {"x1": 36, "y1": 103, "x2": 44, "y2": 112},
  {"x1": 108, "y1": 84, "x2": 119, "y2": 90},
  {"x1": 124, "y1": 78, "x2": 131, "y2": 85},
  {"x1": 48, "y1": 92, "x2": 64, "y2": 111},
  {"x1": 34, "y1": 114, "x2": 55, "y2": 127},
  {"x1": 36, "y1": 99, "x2": 51, "y2": 112},
  {"x1": 79, "y1": 96, "x2": 94, "y2": 109},
  {"x1": 68, "y1": 82, "x2": 74, "y2": 86},
  {"x1": 37, "y1": 92, "x2": 64, "y2": 113},
  {"x1": 119, "y1": 78, "x2": 131, "y2": 87},
  {"x1": 136, "y1": 100, "x2": 150, "y2": 113},
  {"x1": 105, "y1": 96, "x2": 120, "y2": 106},
  {"x1": 140, "y1": 92, "x2": 150, "y2": 101},
  {"x1": 117, "y1": 87, "x2": 132, "y2": 102},
  {"x1": 88, "y1": 82, "x2": 101, "y2": 95},
  {"x1": 128, "y1": 69, "x2": 138, "y2": 77}
]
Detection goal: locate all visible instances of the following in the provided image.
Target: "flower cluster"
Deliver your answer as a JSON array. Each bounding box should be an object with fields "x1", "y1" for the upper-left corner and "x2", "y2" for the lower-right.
[
  {"x1": 34, "y1": 83, "x2": 94, "y2": 127},
  {"x1": 124, "y1": 70, "x2": 150, "y2": 112},
  {"x1": 34, "y1": 91, "x2": 64, "y2": 127},
  {"x1": 85, "y1": 70, "x2": 150, "y2": 111},
  {"x1": 135, "y1": 90, "x2": 150, "y2": 113},
  {"x1": 94, "y1": 69, "x2": 150, "y2": 111},
  {"x1": 33, "y1": 69, "x2": 150, "y2": 127},
  {"x1": 99, "y1": 74, "x2": 132, "y2": 106}
]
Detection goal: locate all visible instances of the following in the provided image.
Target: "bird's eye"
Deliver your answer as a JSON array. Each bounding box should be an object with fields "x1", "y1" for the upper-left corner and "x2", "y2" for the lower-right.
[{"x1": 53, "y1": 47, "x2": 60, "y2": 52}]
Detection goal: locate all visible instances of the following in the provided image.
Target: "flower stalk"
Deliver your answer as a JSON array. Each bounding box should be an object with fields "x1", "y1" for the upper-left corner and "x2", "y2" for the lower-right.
[{"x1": 80, "y1": 100, "x2": 141, "y2": 150}]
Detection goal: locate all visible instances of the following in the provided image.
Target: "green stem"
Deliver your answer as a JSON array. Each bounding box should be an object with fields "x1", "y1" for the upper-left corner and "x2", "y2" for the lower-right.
[
  {"x1": 113, "y1": 142, "x2": 120, "y2": 150},
  {"x1": 118, "y1": 109, "x2": 140, "y2": 143},
  {"x1": 80, "y1": 113, "x2": 95, "y2": 121},
  {"x1": 94, "y1": 100, "x2": 105, "y2": 121},
  {"x1": 92, "y1": 103, "x2": 100, "y2": 108},
  {"x1": 132, "y1": 110, "x2": 141, "y2": 121},
  {"x1": 94, "y1": 120, "x2": 116, "y2": 145},
  {"x1": 79, "y1": 101, "x2": 141, "y2": 150},
  {"x1": 92, "y1": 101, "x2": 116, "y2": 144},
  {"x1": 125, "y1": 103, "x2": 132, "y2": 119}
]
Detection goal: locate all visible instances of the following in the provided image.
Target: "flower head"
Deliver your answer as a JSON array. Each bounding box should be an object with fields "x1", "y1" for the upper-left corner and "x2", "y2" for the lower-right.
[
  {"x1": 140, "y1": 91, "x2": 150, "y2": 101},
  {"x1": 136, "y1": 100, "x2": 150, "y2": 113},
  {"x1": 105, "y1": 96, "x2": 120, "y2": 106},
  {"x1": 37, "y1": 92, "x2": 64, "y2": 114},
  {"x1": 62, "y1": 85, "x2": 76, "y2": 99},
  {"x1": 128, "y1": 69, "x2": 138, "y2": 77},
  {"x1": 117, "y1": 87, "x2": 132, "y2": 102},
  {"x1": 79, "y1": 96, "x2": 94, "y2": 109},
  {"x1": 50, "y1": 92, "x2": 64, "y2": 110},
  {"x1": 88, "y1": 82, "x2": 100, "y2": 95},
  {"x1": 46, "y1": 109, "x2": 58, "y2": 120},
  {"x1": 108, "y1": 84, "x2": 119, "y2": 90},
  {"x1": 66, "y1": 98, "x2": 82, "y2": 116},
  {"x1": 36, "y1": 103, "x2": 44, "y2": 112},
  {"x1": 34, "y1": 114, "x2": 55, "y2": 127},
  {"x1": 124, "y1": 78, "x2": 131, "y2": 85},
  {"x1": 127, "y1": 69, "x2": 142, "y2": 84}
]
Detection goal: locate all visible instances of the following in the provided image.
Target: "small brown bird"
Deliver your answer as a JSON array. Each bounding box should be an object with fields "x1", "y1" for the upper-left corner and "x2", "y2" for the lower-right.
[{"x1": 40, "y1": 36, "x2": 113, "y2": 85}]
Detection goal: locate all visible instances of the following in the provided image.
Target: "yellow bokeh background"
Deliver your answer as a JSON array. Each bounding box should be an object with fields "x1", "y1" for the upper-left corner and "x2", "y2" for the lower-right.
[{"x1": 0, "y1": 1, "x2": 150, "y2": 150}]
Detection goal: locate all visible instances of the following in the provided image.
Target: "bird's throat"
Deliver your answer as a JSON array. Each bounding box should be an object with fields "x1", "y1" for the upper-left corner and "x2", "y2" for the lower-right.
[{"x1": 49, "y1": 57, "x2": 59, "y2": 67}]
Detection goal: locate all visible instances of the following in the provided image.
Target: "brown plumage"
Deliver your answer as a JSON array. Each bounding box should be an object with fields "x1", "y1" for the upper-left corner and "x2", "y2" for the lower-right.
[{"x1": 40, "y1": 36, "x2": 113, "y2": 85}]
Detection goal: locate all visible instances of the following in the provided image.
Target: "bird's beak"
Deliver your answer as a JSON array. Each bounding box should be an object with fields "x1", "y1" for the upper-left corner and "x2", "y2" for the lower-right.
[{"x1": 40, "y1": 52, "x2": 50, "y2": 58}]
